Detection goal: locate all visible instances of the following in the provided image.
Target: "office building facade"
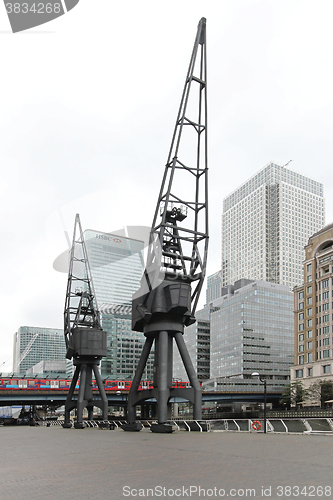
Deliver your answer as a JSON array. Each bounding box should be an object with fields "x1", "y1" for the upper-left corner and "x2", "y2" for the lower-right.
[
  {"x1": 210, "y1": 280, "x2": 294, "y2": 385},
  {"x1": 84, "y1": 229, "x2": 154, "y2": 380},
  {"x1": 222, "y1": 162, "x2": 325, "y2": 290},
  {"x1": 26, "y1": 360, "x2": 67, "y2": 375},
  {"x1": 173, "y1": 309, "x2": 210, "y2": 382},
  {"x1": 177, "y1": 279, "x2": 294, "y2": 392},
  {"x1": 206, "y1": 270, "x2": 222, "y2": 304},
  {"x1": 84, "y1": 230, "x2": 144, "y2": 307},
  {"x1": 13, "y1": 326, "x2": 66, "y2": 374},
  {"x1": 292, "y1": 224, "x2": 333, "y2": 388}
]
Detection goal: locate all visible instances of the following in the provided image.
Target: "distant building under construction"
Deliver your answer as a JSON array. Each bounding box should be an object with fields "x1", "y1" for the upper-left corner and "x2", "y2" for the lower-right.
[{"x1": 13, "y1": 326, "x2": 65, "y2": 374}]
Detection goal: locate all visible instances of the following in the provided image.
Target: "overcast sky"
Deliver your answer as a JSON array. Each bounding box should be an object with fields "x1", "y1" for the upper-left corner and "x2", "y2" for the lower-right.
[{"x1": 1, "y1": 0, "x2": 333, "y2": 372}]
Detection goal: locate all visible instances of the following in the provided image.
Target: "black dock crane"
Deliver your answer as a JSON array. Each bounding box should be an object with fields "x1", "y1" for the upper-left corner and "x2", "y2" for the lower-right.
[
  {"x1": 63, "y1": 214, "x2": 108, "y2": 428},
  {"x1": 123, "y1": 18, "x2": 208, "y2": 432}
]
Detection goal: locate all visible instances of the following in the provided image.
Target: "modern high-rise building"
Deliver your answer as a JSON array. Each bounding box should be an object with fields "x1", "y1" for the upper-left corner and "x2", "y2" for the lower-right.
[
  {"x1": 176, "y1": 279, "x2": 294, "y2": 393},
  {"x1": 84, "y1": 230, "x2": 144, "y2": 307},
  {"x1": 209, "y1": 279, "x2": 294, "y2": 386},
  {"x1": 13, "y1": 326, "x2": 66, "y2": 374},
  {"x1": 292, "y1": 223, "x2": 333, "y2": 388},
  {"x1": 173, "y1": 309, "x2": 210, "y2": 382},
  {"x1": 83, "y1": 229, "x2": 154, "y2": 380},
  {"x1": 206, "y1": 270, "x2": 222, "y2": 304},
  {"x1": 221, "y1": 162, "x2": 325, "y2": 290}
]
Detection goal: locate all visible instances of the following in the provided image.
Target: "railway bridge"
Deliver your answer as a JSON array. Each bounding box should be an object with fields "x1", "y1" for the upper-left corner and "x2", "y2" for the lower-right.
[{"x1": 0, "y1": 389, "x2": 282, "y2": 408}]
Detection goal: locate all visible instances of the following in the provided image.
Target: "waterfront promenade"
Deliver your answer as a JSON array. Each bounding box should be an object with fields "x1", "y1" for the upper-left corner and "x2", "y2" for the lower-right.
[{"x1": 0, "y1": 426, "x2": 332, "y2": 500}]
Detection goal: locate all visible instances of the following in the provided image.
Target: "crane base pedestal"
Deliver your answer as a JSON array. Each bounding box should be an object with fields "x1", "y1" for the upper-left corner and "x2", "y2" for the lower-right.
[
  {"x1": 125, "y1": 326, "x2": 202, "y2": 427},
  {"x1": 74, "y1": 422, "x2": 85, "y2": 429},
  {"x1": 62, "y1": 422, "x2": 72, "y2": 429},
  {"x1": 150, "y1": 423, "x2": 174, "y2": 433},
  {"x1": 122, "y1": 422, "x2": 143, "y2": 432}
]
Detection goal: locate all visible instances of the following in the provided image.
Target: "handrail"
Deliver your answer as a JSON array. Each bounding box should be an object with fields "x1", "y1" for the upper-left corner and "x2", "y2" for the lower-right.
[
  {"x1": 194, "y1": 420, "x2": 202, "y2": 432},
  {"x1": 232, "y1": 419, "x2": 240, "y2": 431}
]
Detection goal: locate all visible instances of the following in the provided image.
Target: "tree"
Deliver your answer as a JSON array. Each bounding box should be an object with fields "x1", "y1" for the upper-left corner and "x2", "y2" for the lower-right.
[
  {"x1": 319, "y1": 380, "x2": 333, "y2": 408},
  {"x1": 305, "y1": 381, "x2": 321, "y2": 407},
  {"x1": 279, "y1": 381, "x2": 306, "y2": 409},
  {"x1": 280, "y1": 383, "x2": 292, "y2": 409},
  {"x1": 304, "y1": 380, "x2": 333, "y2": 408}
]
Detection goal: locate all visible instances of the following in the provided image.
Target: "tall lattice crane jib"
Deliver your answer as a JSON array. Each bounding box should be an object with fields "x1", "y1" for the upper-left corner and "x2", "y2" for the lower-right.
[
  {"x1": 145, "y1": 17, "x2": 208, "y2": 316},
  {"x1": 64, "y1": 213, "x2": 102, "y2": 360}
]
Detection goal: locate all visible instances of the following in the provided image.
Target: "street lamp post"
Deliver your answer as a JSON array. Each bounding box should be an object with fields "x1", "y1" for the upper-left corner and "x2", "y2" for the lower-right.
[{"x1": 252, "y1": 372, "x2": 267, "y2": 433}]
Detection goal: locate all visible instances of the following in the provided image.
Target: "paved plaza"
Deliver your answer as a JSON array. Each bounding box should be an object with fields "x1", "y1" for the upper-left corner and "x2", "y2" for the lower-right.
[{"x1": 0, "y1": 425, "x2": 332, "y2": 500}]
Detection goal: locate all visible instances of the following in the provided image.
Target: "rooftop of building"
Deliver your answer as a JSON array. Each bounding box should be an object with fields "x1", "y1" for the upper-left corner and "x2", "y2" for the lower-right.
[
  {"x1": 84, "y1": 228, "x2": 145, "y2": 246},
  {"x1": 309, "y1": 222, "x2": 333, "y2": 240},
  {"x1": 16, "y1": 326, "x2": 64, "y2": 334},
  {"x1": 208, "y1": 278, "x2": 292, "y2": 304},
  {"x1": 223, "y1": 161, "x2": 323, "y2": 207}
]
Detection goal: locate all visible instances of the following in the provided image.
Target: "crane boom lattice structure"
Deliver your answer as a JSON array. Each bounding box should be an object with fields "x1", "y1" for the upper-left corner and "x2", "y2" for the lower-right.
[
  {"x1": 63, "y1": 214, "x2": 108, "y2": 429},
  {"x1": 124, "y1": 18, "x2": 208, "y2": 433}
]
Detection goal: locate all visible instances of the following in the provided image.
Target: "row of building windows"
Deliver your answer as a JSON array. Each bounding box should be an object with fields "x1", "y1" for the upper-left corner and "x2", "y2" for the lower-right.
[
  {"x1": 295, "y1": 364, "x2": 331, "y2": 378},
  {"x1": 298, "y1": 342, "x2": 313, "y2": 352},
  {"x1": 298, "y1": 287, "x2": 313, "y2": 299},
  {"x1": 298, "y1": 319, "x2": 313, "y2": 330},
  {"x1": 299, "y1": 332, "x2": 331, "y2": 342},
  {"x1": 299, "y1": 327, "x2": 333, "y2": 341},
  {"x1": 300, "y1": 314, "x2": 333, "y2": 325},
  {"x1": 298, "y1": 331, "x2": 313, "y2": 341},
  {"x1": 299, "y1": 292, "x2": 333, "y2": 311},
  {"x1": 298, "y1": 341, "x2": 330, "y2": 352},
  {"x1": 299, "y1": 350, "x2": 330, "y2": 364}
]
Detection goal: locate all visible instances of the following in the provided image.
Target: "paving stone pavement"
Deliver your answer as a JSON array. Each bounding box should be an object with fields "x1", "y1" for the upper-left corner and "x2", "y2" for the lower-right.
[{"x1": 0, "y1": 425, "x2": 332, "y2": 500}]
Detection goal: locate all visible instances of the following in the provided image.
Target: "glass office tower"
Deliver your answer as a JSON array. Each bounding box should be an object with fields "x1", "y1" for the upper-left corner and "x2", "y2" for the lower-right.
[
  {"x1": 84, "y1": 230, "x2": 144, "y2": 306},
  {"x1": 84, "y1": 230, "x2": 154, "y2": 379},
  {"x1": 210, "y1": 280, "x2": 294, "y2": 382},
  {"x1": 176, "y1": 279, "x2": 294, "y2": 391},
  {"x1": 206, "y1": 270, "x2": 222, "y2": 304},
  {"x1": 222, "y1": 162, "x2": 325, "y2": 290}
]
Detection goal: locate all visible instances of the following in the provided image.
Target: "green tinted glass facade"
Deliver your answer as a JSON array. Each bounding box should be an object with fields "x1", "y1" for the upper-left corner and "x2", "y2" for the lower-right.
[
  {"x1": 210, "y1": 280, "x2": 294, "y2": 388},
  {"x1": 84, "y1": 230, "x2": 154, "y2": 379}
]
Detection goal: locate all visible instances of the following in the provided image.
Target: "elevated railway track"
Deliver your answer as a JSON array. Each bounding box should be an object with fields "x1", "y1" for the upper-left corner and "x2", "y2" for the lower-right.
[{"x1": 0, "y1": 389, "x2": 282, "y2": 407}]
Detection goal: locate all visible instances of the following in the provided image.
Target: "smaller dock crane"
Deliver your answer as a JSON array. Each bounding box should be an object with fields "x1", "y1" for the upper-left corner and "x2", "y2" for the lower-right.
[{"x1": 63, "y1": 214, "x2": 108, "y2": 428}]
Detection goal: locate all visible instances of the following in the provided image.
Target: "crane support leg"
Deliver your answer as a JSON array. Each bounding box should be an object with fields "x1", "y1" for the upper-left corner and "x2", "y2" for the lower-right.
[
  {"x1": 92, "y1": 364, "x2": 108, "y2": 420},
  {"x1": 63, "y1": 366, "x2": 80, "y2": 427},
  {"x1": 174, "y1": 331, "x2": 202, "y2": 420},
  {"x1": 124, "y1": 336, "x2": 154, "y2": 430},
  {"x1": 75, "y1": 363, "x2": 88, "y2": 428},
  {"x1": 157, "y1": 331, "x2": 169, "y2": 423},
  {"x1": 62, "y1": 358, "x2": 108, "y2": 429}
]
